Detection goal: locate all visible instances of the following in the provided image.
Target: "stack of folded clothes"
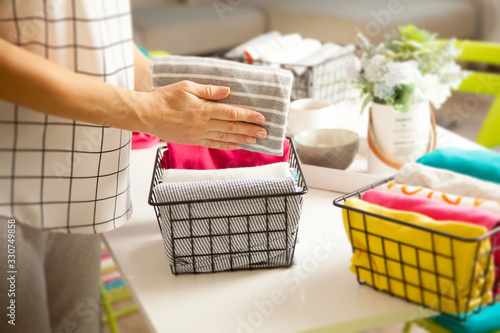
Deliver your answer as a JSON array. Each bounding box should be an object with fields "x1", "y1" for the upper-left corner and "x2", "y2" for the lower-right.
[
  {"x1": 224, "y1": 31, "x2": 361, "y2": 100},
  {"x1": 341, "y1": 147, "x2": 500, "y2": 316},
  {"x1": 152, "y1": 140, "x2": 305, "y2": 274},
  {"x1": 225, "y1": 31, "x2": 357, "y2": 71}
]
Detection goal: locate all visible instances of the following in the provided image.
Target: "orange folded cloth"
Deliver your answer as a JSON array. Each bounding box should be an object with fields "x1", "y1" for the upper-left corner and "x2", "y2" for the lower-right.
[{"x1": 380, "y1": 181, "x2": 500, "y2": 215}]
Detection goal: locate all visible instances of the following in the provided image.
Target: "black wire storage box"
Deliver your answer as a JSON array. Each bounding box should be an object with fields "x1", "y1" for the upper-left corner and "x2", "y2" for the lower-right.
[
  {"x1": 148, "y1": 139, "x2": 308, "y2": 275},
  {"x1": 220, "y1": 45, "x2": 360, "y2": 104},
  {"x1": 333, "y1": 177, "x2": 500, "y2": 322}
]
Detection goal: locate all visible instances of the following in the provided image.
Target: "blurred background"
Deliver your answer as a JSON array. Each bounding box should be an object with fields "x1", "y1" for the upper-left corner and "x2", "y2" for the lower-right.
[
  {"x1": 131, "y1": 0, "x2": 500, "y2": 153},
  {"x1": 131, "y1": 0, "x2": 499, "y2": 56}
]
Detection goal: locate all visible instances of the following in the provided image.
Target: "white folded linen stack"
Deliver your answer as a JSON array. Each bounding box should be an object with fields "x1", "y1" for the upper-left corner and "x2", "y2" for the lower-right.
[
  {"x1": 261, "y1": 38, "x2": 323, "y2": 66},
  {"x1": 225, "y1": 32, "x2": 359, "y2": 75},
  {"x1": 161, "y1": 162, "x2": 290, "y2": 183},
  {"x1": 225, "y1": 31, "x2": 282, "y2": 58}
]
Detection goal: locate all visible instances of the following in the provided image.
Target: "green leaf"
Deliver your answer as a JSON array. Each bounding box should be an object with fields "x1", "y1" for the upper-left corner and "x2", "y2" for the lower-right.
[
  {"x1": 360, "y1": 93, "x2": 373, "y2": 114},
  {"x1": 396, "y1": 84, "x2": 415, "y2": 113}
]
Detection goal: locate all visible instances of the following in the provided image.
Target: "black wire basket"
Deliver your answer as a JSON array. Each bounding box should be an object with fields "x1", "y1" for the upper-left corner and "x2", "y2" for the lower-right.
[
  {"x1": 220, "y1": 45, "x2": 360, "y2": 104},
  {"x1": 148, "y1": 138, "x2": 308, "y2": 275},
  {"x1": 333, "y1": 177, "x2": 500, "y2": 322}
]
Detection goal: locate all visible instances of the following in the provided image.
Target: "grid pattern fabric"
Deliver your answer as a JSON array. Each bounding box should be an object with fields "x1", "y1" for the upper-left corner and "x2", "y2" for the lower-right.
[{"x1": 0, "y1": 0, "x2": 134, "y2": 233}]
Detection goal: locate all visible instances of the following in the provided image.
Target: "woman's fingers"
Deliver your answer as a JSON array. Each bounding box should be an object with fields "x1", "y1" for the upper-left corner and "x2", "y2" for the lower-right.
[
  {"x1": 197, "y1": 139, "x2": 238, "y2": 150},
  {"x1": 209, "y1": 102, "x2": 265, "y2": 124},
  {"x1": 203, "y1": 131, "x2": 257, "y2": 145},
  {"x1": 207, "y1": 119, "x2": 267, "y2": 140},
  {"x1": 145, "y1": 81, "x2": 268, "y2": 149}
]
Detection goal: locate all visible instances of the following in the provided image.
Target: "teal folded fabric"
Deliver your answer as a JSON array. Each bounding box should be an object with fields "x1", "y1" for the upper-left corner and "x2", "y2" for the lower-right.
[
  {"x1": 432, "y1": 303, "x2": 500, "y2": 333},
  {"x1": 417, "y1": 148, "x2": 500, "y2": 184}
]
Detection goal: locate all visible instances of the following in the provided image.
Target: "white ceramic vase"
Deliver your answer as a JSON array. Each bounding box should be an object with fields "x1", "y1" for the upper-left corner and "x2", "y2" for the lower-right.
[{"x1": 368, "y1": 101, "x2": 433, "y2": 175}]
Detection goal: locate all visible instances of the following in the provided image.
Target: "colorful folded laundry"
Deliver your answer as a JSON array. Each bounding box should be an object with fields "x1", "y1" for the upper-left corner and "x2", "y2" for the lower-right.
[
  {"x1": 101, "y1": 271, "x2": 122, "y2": 285},
  {"x1": 342, "y1": 198, "x2": 494, "y2": 314},
  {"x1": 418, "y1": 148, "x2": 500, "y2": 184},
  {"x1": 362, "y1": 189, "x2": 500, "y2": 292},
  {"x1": 243, "y1": 33, "x2": 303, "y2": 61},
  {"x1": 396, "y1": 163, "x2": 500, "y2": 202},
  {"x1": 161, "y1": 139, "x2": 290, "y2": 170},
  {"x1": 379, "y1": 181, "x2": 500, "y2": 215},
  {"x1": 362, "y1": 189, "x2": 500, "y2": 232}
]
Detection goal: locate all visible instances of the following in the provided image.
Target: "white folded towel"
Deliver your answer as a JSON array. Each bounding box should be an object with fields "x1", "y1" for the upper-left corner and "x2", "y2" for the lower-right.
[
  {"x1": 244, "y1": 33, "x2": 303, "y2": 61},
  {"x1": 262, "y1": 38, "x2": 323, "y2": 65},
  {"x1": 292, "y1": 43, "x2": 358, "y2": 76},
  {"x1": 296, "y1": 43, "x2": 344, "y2": 67},
  {"x1": 225, "y1": 31, "x2": 282, "y2": 58},
  {"x1": 162, "y1": 162, "x2": 291, "y2": 183},
  {"x1": 395, "y1": 162, "x2": 500, "y2": 202}
]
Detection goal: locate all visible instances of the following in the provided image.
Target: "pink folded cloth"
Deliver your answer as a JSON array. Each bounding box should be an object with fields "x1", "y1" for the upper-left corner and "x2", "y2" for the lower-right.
[
  {"x1": 132, "y1": 132, "x2": 161, "y2": 150},
  {"x1": 161, "y1": 139, "x2": 290, "y2": 170},
  {"x1": 362, "y1": 189, "x2": 500, "y2": 229},
  {"x1": 362, "y1": 189, "x2": 500, "y2": 292},
  {"x1": 101, "y1": 271, "x2": 122, "y2": 285}
]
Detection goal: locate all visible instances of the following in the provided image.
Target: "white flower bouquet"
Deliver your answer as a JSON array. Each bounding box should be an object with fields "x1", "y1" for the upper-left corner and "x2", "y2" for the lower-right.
[{"x1": 358, "y1": 25, "x2": 469, "y2": 113}]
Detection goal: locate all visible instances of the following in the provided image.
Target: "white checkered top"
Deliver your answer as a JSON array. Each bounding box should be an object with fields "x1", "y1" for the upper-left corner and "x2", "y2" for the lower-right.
[{"x1": 0, "y1": 0, "x2": 134, "y2": 233}]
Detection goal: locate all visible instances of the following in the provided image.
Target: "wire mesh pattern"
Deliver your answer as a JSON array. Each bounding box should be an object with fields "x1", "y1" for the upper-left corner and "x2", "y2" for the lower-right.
[
  {"x1": 333, "y1": 177, "x2": 500, "y2": 322},
  {"x1": 220, "y1": 47, "x2": 360, "y2": 104},
  {"x1": 148, "y1": 139, "x2": 308, "y2": 275}
]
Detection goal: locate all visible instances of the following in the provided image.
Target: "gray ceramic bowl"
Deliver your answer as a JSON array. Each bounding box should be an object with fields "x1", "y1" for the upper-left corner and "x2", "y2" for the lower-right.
[{"x1": 293, "y1": 129, "x2": 359, "y2": 170}]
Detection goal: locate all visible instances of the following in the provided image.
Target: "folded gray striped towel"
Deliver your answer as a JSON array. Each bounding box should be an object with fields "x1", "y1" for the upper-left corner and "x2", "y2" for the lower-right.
[
  {"x1": 153, "y1": 176, "x2": 303, "y2": 273},
  {"x1": 151, "y1": 55, "x2": 294, "y2": 156}
]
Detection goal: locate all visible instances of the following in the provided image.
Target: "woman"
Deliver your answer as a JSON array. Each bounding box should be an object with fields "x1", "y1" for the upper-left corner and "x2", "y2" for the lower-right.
[{"x1": 0, "y1": 1, "x2": 266, "y2": 331}]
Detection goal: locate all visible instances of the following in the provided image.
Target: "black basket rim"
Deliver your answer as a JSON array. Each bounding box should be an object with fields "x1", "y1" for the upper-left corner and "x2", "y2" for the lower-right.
[
  {"x1": 148, "y1": 138, "x2": 308, "y2": 207},
  {"x1": 333, "y1": 177, "x2": 500, "y2": 243}
]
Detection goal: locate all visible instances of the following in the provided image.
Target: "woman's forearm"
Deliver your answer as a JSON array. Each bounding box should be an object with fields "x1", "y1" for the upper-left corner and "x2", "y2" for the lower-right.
[
  {"x1": 0, "y1": 38, "x2": 145, "y2": 131},
  {"x1": 0, "y1": 38, "x2": 267, "y2": 150}
]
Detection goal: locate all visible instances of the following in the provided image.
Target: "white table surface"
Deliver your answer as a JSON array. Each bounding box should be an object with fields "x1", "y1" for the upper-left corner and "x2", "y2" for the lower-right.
[{"x1": 103, "y1": 127, "x2": 481, "y2": 333}]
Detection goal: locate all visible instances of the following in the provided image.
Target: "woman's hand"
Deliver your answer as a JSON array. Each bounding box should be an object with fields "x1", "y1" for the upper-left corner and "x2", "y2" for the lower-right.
[{"x1": 139, "y1": 80, "x2": 267, "y2": 150}]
